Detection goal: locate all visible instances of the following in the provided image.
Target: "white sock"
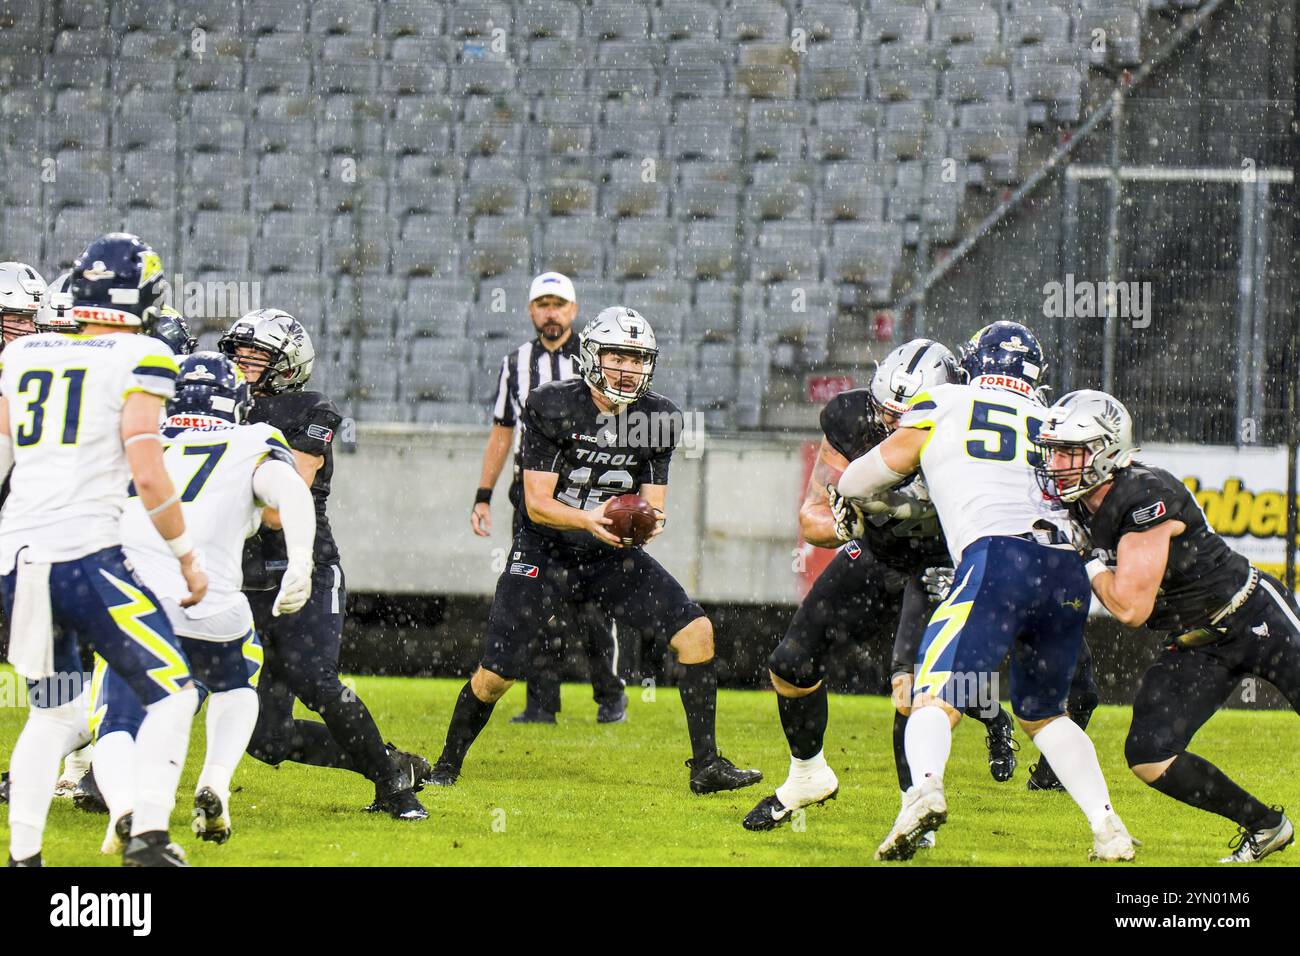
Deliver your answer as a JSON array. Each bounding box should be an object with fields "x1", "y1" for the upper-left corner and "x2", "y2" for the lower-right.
[
  {"x1": 197, "y1": 688, "x2": 259, "y2": 800},
  {"x1": 775, "y1": 749, "x2": 829, "y2": 806},
  {"x1": 904, "y1": 706, "x2": 952, "y2": 784},
  {"x1": 92, "y1": 731, "x2": 137, "y2": 824},
  {"x1": 60, "y1": 742, "x2": 94, "y2": 783},
  {"x1": 1031, "y1": 716, "x2": 1115, "y2": 831},
  {"x1": 131, "y1": 687, "x2": 198, "y2": 836},
  {"x1": 8, "y1": 698, "x2": 89, "y2": 859}
]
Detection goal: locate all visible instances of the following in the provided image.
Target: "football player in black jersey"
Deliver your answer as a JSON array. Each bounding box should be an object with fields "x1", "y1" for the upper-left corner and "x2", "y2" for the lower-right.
[
  {"x1": 1037, "y1": 390, "x2": 1297, "y2": 863},
  {"x1": 429, "y1": 306, "x2": 762, "y2": 793},
  {"x1": 744, "y1": 340, "x2": 1021, "y2": 833},
  {"x1": 219, "y1": 309, "x2": 428, "y2": 820}
]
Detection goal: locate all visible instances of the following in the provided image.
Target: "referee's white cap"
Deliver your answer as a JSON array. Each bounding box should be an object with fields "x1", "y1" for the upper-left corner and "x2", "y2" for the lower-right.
[{"x1": 529, "y1": 271, "x2": 576, "y2": 304}]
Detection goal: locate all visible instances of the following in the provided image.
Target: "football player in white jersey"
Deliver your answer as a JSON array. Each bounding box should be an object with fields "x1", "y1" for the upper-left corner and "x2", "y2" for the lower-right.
[
  {"x1": 0, "y1": 233, "x2": 206, "y2": 867},
  {"x1": 838, "y1": 321, "x2": 1136, "y2": 863},
  {"x1": 81, "y1": 350, "x2": 316, "y2": 851}
]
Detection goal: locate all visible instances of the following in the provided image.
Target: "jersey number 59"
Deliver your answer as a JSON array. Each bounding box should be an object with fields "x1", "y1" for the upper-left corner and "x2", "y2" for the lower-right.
[{"x1": 965, "y1": 401, "x2": 1044, "y2": 467}]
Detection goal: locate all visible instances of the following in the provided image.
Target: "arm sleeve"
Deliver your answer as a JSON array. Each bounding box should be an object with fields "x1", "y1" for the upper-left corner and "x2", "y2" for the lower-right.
[
  {"x1": 282, "y1": 398, "x2": 343, "y2": 457},
  {"x1": 252, "y1": 458, "x2": 317, "y2": 559},
  {"x1": 519, "y1": 395, "x2": 564, "y2": 473},
  {"x1": 491, "y1": 355, "x2": 516, "y2": 427}
]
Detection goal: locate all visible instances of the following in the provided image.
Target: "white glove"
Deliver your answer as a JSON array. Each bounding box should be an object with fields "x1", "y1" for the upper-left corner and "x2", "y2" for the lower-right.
[
  {"x1": 272, "y1": 549, "x2": 313, "y2": 617},
  {"x1": 921, "y1": 566, "x2": 954, "y2": 602},
  {"x1": 826, "y1": 483, "x2": 864, "y2": 542}
]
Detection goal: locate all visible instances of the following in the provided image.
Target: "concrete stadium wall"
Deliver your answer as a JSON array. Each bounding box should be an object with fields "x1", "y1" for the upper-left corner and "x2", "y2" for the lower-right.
[{"x1": 331, "y1": 423, "x2": 813, "y2": 602}]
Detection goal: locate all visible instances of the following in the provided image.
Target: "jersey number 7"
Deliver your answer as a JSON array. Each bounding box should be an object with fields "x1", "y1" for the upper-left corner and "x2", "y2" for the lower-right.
[{"x1": 127, "y1": 442, "x2": 228, "y2": 502}]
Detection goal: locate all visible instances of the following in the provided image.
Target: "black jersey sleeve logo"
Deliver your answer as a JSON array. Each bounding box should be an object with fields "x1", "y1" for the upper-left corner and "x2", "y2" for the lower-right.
[
  {"x1": 306, "y1": 423, "x2": 334, "y2": 443},
  {"x1": 1131, "y1": 501, "x2": 1167, "y2": 524}
]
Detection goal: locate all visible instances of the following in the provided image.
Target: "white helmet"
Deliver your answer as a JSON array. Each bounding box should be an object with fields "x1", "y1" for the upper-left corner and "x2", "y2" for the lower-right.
[
  {"x1": 868, "y1": 338, "x2": 960, "y2": 437},
  {"x1": 1034, "y1": 389, "x2": 1137, "y2": 502},
  {"x1": 217, "y1": 308, "x2": 315, "y2": 394},
  {"x1": 0, "y1": 261, "x2": 47, "y2": 343},
  {"x1": 35, "y1": 271, "x2": 78, "y2": 333},
  {"x1": 578, "y1": 306, "x2": 658, "y2": 406}
]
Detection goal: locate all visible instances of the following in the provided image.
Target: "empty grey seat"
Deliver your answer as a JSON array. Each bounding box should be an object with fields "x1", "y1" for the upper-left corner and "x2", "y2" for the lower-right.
[
  {"x1": 184, "y1": 152, "x2": 246, "y2": 208},
  {"x1": 611, "y1": 220, "x2": 676, "y2": 278},
  {"x1": 310, "y1": 0, "x2": 376, "y2": 34},
  {"x1": 746, "y1": 179, "x2": 813, "y2": 221},
  {"x1": 58, "y1": 0, "x2": 107, "y2": 28},
  {"x1": 933, "y1": 9, "x2": 1000, "y2": 47},
  {"x1": 397, "y1": 279, "x2": 471, "y2": 338},
  {"x1": 263, "y1": 275, "x2": 328, "y2": 323},
  {"x1": 1004, "y1": 8, "x2": 1072, "y2": 48},
  {"x1": 382, "y1": 59, "x2": 448, "y2": 94},
  {"x1": 466, "y1": 217, "x2": 532, "y2": 277},
  {"x1": 250, "y1": 94, "x2": 316, "y2": 152},
  {"x1": 449, "y1": 2, "x2": 513, "y2": 39},
  {"x1": 800, "y1": 43, "x2": 867, "y2": 100},
  {"x1": 526, "y1": 117, "x2": 594, "y2": 160},
  {"x1": 588, "y1": 49, "x2": 658, "y2": 98},
  {"x1": 533, "y1": 175, "x2": 598, "y2": 217},
  {"x1": 179, "y1": 55, "x2": 244, "y2": 93},
  {"x1": 325, "y1": 213, "x2": 392, "y2": 275},
  {"x1": 187, "y1": 211, "x2": 253, "y2": 272},
  {"x1": 247, "y1": 1, "x2": 308, "y2": 34},
  {"x1": 119, "y1": 31, "x2": 184, "y2": 61},
  {"x1": 251, "y1": 153, "x2": 319, "y2": 210},
  {"x1": 392, "y1": 213, "x2": 461, "y2": 277},
  {"x1": 44, "y1": 55, "x2": 109, "y2": 90},
  {"x1": 518, "y1": 1, "x2": 581, "y2": 40},
  {"x1": 623, "y1": 278, "x2": 691, "y2": 315},
  {"x1": 943, "y1": 66, "x2": 1010, "y2": 104},
  {"x1": 801, "y1": 2, "x2": 859, "y2": 44},
  {"x1": 380, "y1": 1, "x2": 446, "y2": 38},
  {"x1": 539, "y1": 218, "x2": 608, "y2": 277},
  {"x1": 733, "y1": 43, "x2": 798, "y2": 99},
  {"x1": 465, "y1": 157, "x2": 528, "y2": 215},
  {"x1": 679, "y1": 221, "x2": 738, "y2": 279},
  {"x1": 118, "y1": 150, "x2": 175, "y2": 208},
  {"x1": 388, "y1": 96, "x2": 454, "y2": 154},
  {"x1": 451, "y1": 61, "x2": 517, "y2": 97},
  {"x1": 810, "y1": 108, "x2": 878, "y2": 162},
  {"x1": 1013, "y1": 62, "x2": 1084, "y2": 124},
  {"x1": 690, "y1": 281, "x2": 741, "y2": 338},
  {"x1": 867, "y1": 4, "x2": 930, "y2": 43},
  {"x1": 746, "y1": 102, "x2": 808, "y2": 161},
  {"x1": 46, "y1": 154, "x2": 112, "y2": 208},
  {"x1": 603, "y1": 158, "x2": 671, "y2": 218},
  {"x1": 818, "y1": 166, "x2": 886, "y2": 221},
  {"x1": 261, "y1": 211, "x2": 322, "y2": 273},
  {"x1": 759, "y1": 281, "x2": 834, "y2": 361},
  {"x1": 828, "y1": 222, "x2": 903, "y2": 294},
  {"x1": 723, "y1": 1, "x2": 789, "y2": 42},
  {"x1": 55, "y1": 28, "x2": 113, "y2": 58},
  {"x1": 676, "y1": 180, "x2": 740, "y2": 221},
  {"x1": 652, "y1": 4, "x2": 720, "y2": 41},
  {"x1": 51, "y1": 208, "x2": 115, "y2": 268},
  {"x1": 185, "y1": 91, "x2": 249, "y2": 150},
  {"x1": 664, "y1": 42, "x2": 730, "y2": 98},
  {"x1": 584, "y1": 4, "x2": 649, "y2": 40},
  {"x1": 520, "y1": 38, "x2": 591, "y2": 95},
  {"x1": 50, "y1": 91, "x2": 111, "y2": 149},
  {"x1": 454, "y1": 117, "x2": 524, "y2": 157},
  {"x1": 669, "y1": 123, "x2": 739, "y2": 162}
]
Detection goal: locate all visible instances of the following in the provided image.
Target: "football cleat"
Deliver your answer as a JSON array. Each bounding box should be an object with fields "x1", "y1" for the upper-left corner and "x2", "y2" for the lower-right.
[
  {"x1": 876, "y1": 776, "x2": 947, "y2": 861},
  {"x1": 597, "y1": 693, "x2": 629, "y2": 724},
  {"x1": 424, "y1": 758, "x2": 461, "y2": 787},
  {"x1": 7, "y1": 852, "x2": 41, "y2": 867},
  {"x1": 743, "y1": 772, "x2": 839, "y2": 832},
  {"x1": 1026, "y1": 759, "x2": 1065, "y2": 792},
  {"x1": 387, "y1": 743, "x2": 430, "y2": 793},
  {"x1": 1089, "y1": 813, "x2": 1138, "y2": 862},
  {"x1": 192, "y1": 787, "x2": 232, "y2": 844},
  {"x1": 366, "y1": 784, "x2": 429, "y2": 821},
  {"x1": 510, "y1": 708, "x2": 557, "y2": 724},
  {"x1": 1219, "y1": 811, "x2": 1293, "y2": 864},
  {"x1": 687, "y1": 754, "x2": 763, "y2": 795},
  {"x1": 102, "y1": 812, "x2": 133, "y2": 855},
  {"x1": 122, "y1": 832, "x2": 189, "y2": 868},
  {"x1": 985, "y1": 709, "x2": 1018, "y2": 783},
  {"x1": 0, "y1": 770, "x2": 8, "y2": 803},
  {"x1": 72, "y1": 767, "x2": 109, "y2": 814},
  {"x1": 917, "y1": 830, "x2": 937, "y2": 850}
]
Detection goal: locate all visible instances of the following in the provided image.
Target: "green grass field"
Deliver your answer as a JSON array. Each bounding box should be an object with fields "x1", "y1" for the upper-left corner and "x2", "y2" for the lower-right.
[{"x1": 3, "y1": 672, "x2": 1297, "y2": 867}]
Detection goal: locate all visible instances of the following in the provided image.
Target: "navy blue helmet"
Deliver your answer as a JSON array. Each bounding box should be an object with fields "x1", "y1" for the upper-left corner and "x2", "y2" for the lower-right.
[
  {"x1": 69, "y1": 232, "x2": 169, "y2": 328},
  {"x1": 958, "y1": 321, "x2": 1046, "y2": 389},
  {"x1": 168, "y1": 351, "x2": 252, "y2": 424},
  {"x1": 144, "y1": 305, "x2": 198, "y2": 355}
]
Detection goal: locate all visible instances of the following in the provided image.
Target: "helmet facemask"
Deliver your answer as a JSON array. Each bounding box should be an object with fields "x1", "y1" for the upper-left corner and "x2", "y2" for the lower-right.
[
  {"x1": 588, "y1": 345, "x2": 656, "y2": 406},
  {"x1": 0, "y1": 309, "x2": 37, "y2": 345}
]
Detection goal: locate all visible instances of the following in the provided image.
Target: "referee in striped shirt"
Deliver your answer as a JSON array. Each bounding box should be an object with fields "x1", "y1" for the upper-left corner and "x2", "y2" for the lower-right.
[{"x1": 471, "y1": 272, "x2": 628, "y2": 724}]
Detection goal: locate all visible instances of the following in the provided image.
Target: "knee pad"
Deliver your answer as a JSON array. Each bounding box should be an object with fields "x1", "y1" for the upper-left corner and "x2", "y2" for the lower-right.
[{"x1": 767, "y1": 639, "x2": 822, "y2": 691}]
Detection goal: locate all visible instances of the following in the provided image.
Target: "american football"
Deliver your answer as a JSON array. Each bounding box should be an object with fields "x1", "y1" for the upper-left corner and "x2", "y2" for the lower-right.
[{"x1": 0, "y1": 1, "x2": 1296, "y2": 930}]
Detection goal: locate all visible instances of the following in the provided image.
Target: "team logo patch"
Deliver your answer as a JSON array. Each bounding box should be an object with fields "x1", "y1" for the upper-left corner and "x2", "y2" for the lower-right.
[
  {"x1": 509, "y1": 562, "x2": 539, "y2": 578},
  {"x1": 306, "y1": 424, "x2": 334, "y2": 443},
  {"x1": 844, "y1": 541, "x2": 862, "y2": 560},
  {"x1": 1131, "y1": 501, "x2": 1167, "y2": 524}
]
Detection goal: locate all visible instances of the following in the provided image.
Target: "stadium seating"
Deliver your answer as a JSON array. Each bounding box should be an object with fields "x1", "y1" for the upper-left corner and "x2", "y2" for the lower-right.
[{"x1": 0, "y1": 0, "x2": 1178, "y2": 427}]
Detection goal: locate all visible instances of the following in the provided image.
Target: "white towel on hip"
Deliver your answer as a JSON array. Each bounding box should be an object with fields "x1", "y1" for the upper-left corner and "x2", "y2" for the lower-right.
[{"x1": 7, "y1": 552, "x2": 54, "y2": 681}]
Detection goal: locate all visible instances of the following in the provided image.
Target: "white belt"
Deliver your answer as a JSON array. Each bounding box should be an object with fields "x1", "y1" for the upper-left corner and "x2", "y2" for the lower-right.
[{"x1": 1209, "y1": 567, "x2": 1259, "y2": 626}]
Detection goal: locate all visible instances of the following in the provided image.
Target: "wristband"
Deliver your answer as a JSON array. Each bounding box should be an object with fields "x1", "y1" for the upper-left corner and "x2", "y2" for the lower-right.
[
  {"x1": 166, "y1": 531, "x2": 195, "y2": 559},
  {"x1": 1085, "y1": 558, "x2": 1108, "y2": 582},
  {"x1": 475, "y1": 488, "x2": 493, "y2": 506}
]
